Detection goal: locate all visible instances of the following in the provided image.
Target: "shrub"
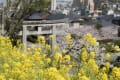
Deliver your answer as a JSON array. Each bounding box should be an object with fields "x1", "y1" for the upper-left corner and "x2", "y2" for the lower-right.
[
  {"x1": 113, "y1": 40, "x2": 120, "y2": 46},
  {"x1": 9, "y1": 32, "x2": 20, "y2": 46},
  {"x1": 27, "y1": 35, "x2": 38, "y2": 43},
  {"x1": 71, "y1": 34, "x2": 77, "y2": 39},
  {"x1": 100, "y1": 43, "x2": 114, "y2": 53},
  {"x1": 118, "y1": 27, "x2": 120, "y2": 37},
  {"x1": 79, "y1": 19, "x2": 85, "y2": 25},
  {"x1": 95, "y1": 23, "x2": 103, "y2": 30}
]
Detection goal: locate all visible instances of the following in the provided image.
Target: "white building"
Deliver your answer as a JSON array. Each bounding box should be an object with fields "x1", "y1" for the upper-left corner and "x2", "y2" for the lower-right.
[
  {"x1": 72, "y1": 0, "x2": 95, "y2": 13},
  {"x1": 56, "y1": 0, "x2": 73, "y2": 15},
  {"x1": 107, "y1": 9, "x2": 114, "y2": 15},
  {"x1": 51, "y1": 0, "x2": 56, "y2": 10}
]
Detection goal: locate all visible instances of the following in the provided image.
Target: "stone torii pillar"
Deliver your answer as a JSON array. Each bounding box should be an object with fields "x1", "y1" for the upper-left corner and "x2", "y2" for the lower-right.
[
  {"x1": 22, "y1": 24, "x2": 57, "y2": 51},
  {"x1": 52, "y1": 25, "x2": 56, "y2": 52},
  {"x1": 23, "y1": 25, "x2": 27, "y2": 51}
]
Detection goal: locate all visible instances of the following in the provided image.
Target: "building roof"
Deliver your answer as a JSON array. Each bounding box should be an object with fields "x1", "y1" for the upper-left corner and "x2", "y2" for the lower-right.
[
  {"x1": 27, "y1": 12, "x2": 43, "y2": 20},
  {"x1": 113, "y1": 17, "x2": 120, "y2": 20},
  {"x1": 25, "y1": 10, "x2": 68, "y2": 21}
]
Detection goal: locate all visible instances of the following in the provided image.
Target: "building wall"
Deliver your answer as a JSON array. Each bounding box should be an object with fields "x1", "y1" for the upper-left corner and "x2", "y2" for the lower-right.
[
  {"x1": 72, "y1": 0, "x2": 94, "y2": 12},
  {"x1": 51, "y1": 0, "x2": 56, "y2": 10}
]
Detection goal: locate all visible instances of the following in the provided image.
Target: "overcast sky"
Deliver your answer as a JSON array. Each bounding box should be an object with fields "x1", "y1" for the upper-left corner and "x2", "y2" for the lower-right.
[{"x1": 0, "y1": 0, "x2": 6, "y2": 3}]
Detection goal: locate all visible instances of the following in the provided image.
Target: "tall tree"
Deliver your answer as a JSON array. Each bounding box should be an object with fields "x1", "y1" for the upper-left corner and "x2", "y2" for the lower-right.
[{"x1": 4, "y1": 0, "x2": 50, "y2": 45}]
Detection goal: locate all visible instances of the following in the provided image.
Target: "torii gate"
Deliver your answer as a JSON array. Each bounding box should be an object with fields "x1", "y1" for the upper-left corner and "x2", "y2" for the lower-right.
[{"x1": 22, "y1": 20, "x2": 67, "y2": 51}]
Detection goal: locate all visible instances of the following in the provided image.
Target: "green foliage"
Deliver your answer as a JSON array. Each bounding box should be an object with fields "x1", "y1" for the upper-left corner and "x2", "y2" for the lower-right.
[
  {"x1": 71, "y1": 34, "x2": 82, "y2": 40},
  {"x1": 95, "y1": 23, "x2": 103, "y2": 30},
  {"x1": 27, "y1": 35, "x2": 38, "y2": 43},
  {"x1": 111, "y1": 56, "x2": 120, "y2": 67},
  {"x1": 4, "y1": 0, "x2": 50, "y2": 45},
  {"x1": 71, "y1": 34, "x2": 77, "y2": 39},
  {"x1": 9, "y1": 32, "x2": 20, "y2": 46},
  {"x1": 118, "y1": 27, "x2": 120, "y2": 37},
  {"x1": 31, "y1": 0, "x2": 50, "y2": 12},
  {"x1": 100, "y1": 43, "x2": 114, "y2": 53},
  {"x1": 113, "y1": 40, "x2": 120, "y2": 46},
  {"x1": 79, "y1": 20, "x2": 85, "y2": 25},
  {"x1": 114, "y1": 62, "x2": 120, "y2": 67},
  {"x1": 105, "y1": 44, "x2": 113, "y2": 52}
]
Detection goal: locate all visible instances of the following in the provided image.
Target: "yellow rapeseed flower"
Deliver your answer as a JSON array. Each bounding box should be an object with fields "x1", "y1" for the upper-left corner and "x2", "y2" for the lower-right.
[
  {"x1": 3, "y1": 63, "x2": 9, "y2": 69},
  {"x1": 0, "y1": 75, "x2": 6, "y2": 80},
  {"x1": 65, "y1": 35, "x2": 72, "y2": 42},
  {"x1": 79, "y1": 68, "x2": 86, "y2": 75},
  {"x1": 45, "y1": 44, "x2": 51, "y2": 51},
  {"x1": 110, "y1": 67, "x2": 120, "y2": 80},
  {"x1": 105, "y1": 53, "x2": 111, "y2": 58},
  {"x1": 86, "y1": 33, "x2": 92, "y2": 38},
  {"x1": 79, "y1": 76, "x2": 90, "y2": 80},
  {"x1": 49, "y1": 35, "x2": 54, "y2": 40},
  {"x1": 63, "y1": 55, "x2": 71, "y2": 62},
  {"x1": 97, "y1": 73, "x2": 108, "y2": 80},
  {"x1": 37, "y1": 48, "x2": 41, "y2": 51},
  {"x1": 38, "y1": 36, "x2": 45, "y2": 44},
  {"x1": 114, "y1": 45, "x2": 119, "y2": 52},
  {"x1": 27, "y1": 48, "x2": 31, "y2": 51},
  {"x1": 62, "y1": 49, "x2": 66, "y2": 54},
  {"x1": 31, "y1": 46, "x2": 35, "y2": 50},
  {"x1": 9, "y1": 78, "x2": 14, "y2": 80},
  {"x1": 81, "y1": 51, "x2": 87, "y2": 62},
  {"x1": 54, "y1": 53, "x2": 62, "y2": 62},
  {"x1": 105, "y1": 62, "x2": 110, "y2": 70},
  {"x1": 89, "y1": 51, "x2": 95, "y2": 58},
  {"x1": 46, "y1": 58, "x2": 51, "y2": 64},
  {"x1": 101, "y1": 67, "x2": 107, "y2": 73},
  {"x1": 53, "y1": 45, "x2": 59, "y2": 52}
]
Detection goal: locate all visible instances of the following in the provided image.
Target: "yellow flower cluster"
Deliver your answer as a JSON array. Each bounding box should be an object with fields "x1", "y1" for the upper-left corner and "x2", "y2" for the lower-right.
[
  {"x1": 0, "y1": 37, "x2": 72, "y2": 80},
  {"x1": 89, "y1": 51, "x2": 95, "y2": 59},
  {"x1": 38, "y1": 36, "x2": 46, "y2": 45},
  {"x1": 105, "y1": 53, "x2": 111, "y2": 58},
  {"x1": 83, "y1": 33, "x2": 97, "y2": 46},
  {"x1": 114, "y1": 45, "x2": 119, "y2": 52},
  {"x1": 65, "y1": 35, "x2": 72, "y2": 48},
  {"x1": 45, "y1": 44, "x2": 51, "y2": 51},
  {"x1": 65, "y1": 35, "x2": 72, "y2": 42},
  {"x1": 53, "y1": 45, "x2": 59, "y2": 52},
  {"x1": 0, "y1": 33, "x2": 120, "y2": 80},
  {"x1": 62, "y1": 49, "x2": 66, "y2": 54},
  {"x1": 81, "y1": 48, "x2": 88, "y2": 62},
  {"x1": 49, "y1": 35, "x2": 54, "y2": 41},
  {"x1": 110, "y1": 67, "x2": 120, "y2": 80}
]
